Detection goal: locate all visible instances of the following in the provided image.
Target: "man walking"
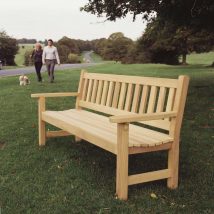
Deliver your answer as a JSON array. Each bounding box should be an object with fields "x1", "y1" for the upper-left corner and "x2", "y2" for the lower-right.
[{"x1": 42, "y1": 39, "x2": 60, "y2": 83}]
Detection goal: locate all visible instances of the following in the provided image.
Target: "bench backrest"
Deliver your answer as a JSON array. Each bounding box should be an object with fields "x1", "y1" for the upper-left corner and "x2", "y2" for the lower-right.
[{"x1": 76, "y1": 71, "x2": 189, "y2": 135}]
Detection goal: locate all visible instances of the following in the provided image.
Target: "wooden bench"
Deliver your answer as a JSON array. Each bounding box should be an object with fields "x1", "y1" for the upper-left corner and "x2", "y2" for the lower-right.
[{"x1": 31, "y1": 70, "x2": 189, "y2": 200}]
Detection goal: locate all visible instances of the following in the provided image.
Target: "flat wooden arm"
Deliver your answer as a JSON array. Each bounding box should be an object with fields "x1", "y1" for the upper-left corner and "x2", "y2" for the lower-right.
[
  {"x1": 109, "y1": 111, "x2": 177, "y2": 123},
  {"x1": 31, "y1": 92, "x2": 79, "y2": 98}
]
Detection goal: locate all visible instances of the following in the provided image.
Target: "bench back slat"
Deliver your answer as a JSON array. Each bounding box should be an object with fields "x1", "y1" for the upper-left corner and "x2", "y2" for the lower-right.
[{"x1": 77, "y1": 71, "x2": 189, "y2": 132}]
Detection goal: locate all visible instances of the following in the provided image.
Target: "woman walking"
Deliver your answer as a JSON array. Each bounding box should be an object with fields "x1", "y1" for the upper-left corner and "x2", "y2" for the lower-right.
[
  {"x1": 31, "y1": 43, "x2": 43, "y2": 82},
  {"x1": 42, "y1": 39, "x2": 60, "y2": 83}
]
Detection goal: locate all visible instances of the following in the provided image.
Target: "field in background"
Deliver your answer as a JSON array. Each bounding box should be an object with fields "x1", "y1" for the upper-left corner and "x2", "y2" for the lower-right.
[
  {"x1": 187, "y1": 51, "x2": 214, "y2": 65},
  {"x1": 0, "y1": 58, "x2": 213, "y2": 213},
  {"x1": 90, "y1": 52, "x2": 104, "y2": 63},
  {"x1": 14, "y1": 44, "x2": 34, "y2": 66}
]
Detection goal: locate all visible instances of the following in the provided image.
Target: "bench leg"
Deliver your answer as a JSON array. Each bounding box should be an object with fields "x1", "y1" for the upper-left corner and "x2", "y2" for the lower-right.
[
  {"x1": 167, "y1": 141, "x2": 179, "y2": 189},
  {"x1": 39, "y1": 120, "x2": 46, "y2": 146},
  {"x1": 116, "y1": 123, "x2": 129, "y2": 200},
  {"x1": 75, "y1": 136, "x2": 82, "y2": 142},
  {"x1": 38, "y1": 97, "x2": 46, "y2": 146}
]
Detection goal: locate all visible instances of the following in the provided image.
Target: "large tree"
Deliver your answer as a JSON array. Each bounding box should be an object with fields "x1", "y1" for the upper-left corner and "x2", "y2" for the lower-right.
[
  {"x1": 91, "y1": 33, "x2": 133, "y2": 62},
  {"x1": 82, "y1": 0, "x2": 214, "y2": 65},
  {"x1": 82, "y1": 0, "x2": 214, "y2": 27},
  {"x1": 0, "y1": 31, "x2": 18, "y2": 65}
]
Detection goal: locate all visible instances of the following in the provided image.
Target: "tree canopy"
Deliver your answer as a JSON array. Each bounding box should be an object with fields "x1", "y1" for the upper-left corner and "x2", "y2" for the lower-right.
[
  {"x1": 82, "y1": 0, "x2": 214, "y2": 30},
  {"x1": 0, "y1": 31, "x2": 18, "y2": 65},
  {"x1": 82, "y1": 0, "x2": 214, "y2": 64}
]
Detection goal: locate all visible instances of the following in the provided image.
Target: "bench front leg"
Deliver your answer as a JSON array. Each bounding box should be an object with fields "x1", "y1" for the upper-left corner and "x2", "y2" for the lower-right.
[
  {"x1": 38, "y1": 97, "x2": 46, "y2": 146},
  {"x1": 116, "y1": 123, "x2": 129, "y2": 200}
]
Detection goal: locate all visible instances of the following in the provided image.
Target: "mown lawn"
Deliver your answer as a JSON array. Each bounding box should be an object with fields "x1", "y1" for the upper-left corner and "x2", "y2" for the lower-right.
[
  {"x1": 0, "y1": 59, "x2": 213, "y2": 213},
  {"x1": 15, "y1": 44, "x2": 34, "y2": 66}
]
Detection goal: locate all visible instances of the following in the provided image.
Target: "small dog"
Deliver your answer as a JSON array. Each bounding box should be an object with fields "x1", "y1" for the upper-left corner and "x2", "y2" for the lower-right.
[{"x1": 19, "y1": 74, "x2": 30, "y2": 86}]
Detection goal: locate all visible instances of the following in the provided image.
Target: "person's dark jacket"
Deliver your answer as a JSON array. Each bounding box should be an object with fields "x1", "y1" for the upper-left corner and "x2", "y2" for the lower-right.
[{"x1": 31, "y1": 49, "x2": 43, "y2": 63}]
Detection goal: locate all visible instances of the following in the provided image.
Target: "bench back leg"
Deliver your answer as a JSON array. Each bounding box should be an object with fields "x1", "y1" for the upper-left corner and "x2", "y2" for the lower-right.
[
  {"x1": 116, "y1": 123, "x2": 129, "y2": 200},
  {"x1": 38, "y1": 97, "x2": 46, "y2": 146},
  {"x1": 167, "y1": 139, "x2": 179, "y2": 189},
  {"x1": 75, "y1": 136, "x2": 82, "y2": 142}
]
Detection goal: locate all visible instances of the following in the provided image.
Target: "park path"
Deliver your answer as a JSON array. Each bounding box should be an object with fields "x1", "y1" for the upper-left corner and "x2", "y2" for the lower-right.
[
  {"x1": 0, "y1": 51, "x2": 98, "y2": 77},
  {"x1": 0, "y1": 63, "x2": 99, "y2": 77}
]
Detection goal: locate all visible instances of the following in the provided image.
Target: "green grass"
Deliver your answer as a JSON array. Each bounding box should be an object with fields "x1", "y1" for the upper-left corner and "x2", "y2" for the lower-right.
[
  {"x1": 15, "y1": 44, "x2": 34, "y2": 66},
  {"x1": 90, "y1": 52, "x2": 104, "y2": 63},
  {"x1": 187, "y1": 51, "x2": 214, "y2": 65},
  {"x1": 0, "y1": 55, "x2": 214, "y2": 213}
]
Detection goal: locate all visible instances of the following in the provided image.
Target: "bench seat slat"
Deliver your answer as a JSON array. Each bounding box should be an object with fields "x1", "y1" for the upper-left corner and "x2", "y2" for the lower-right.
[
  {"x1": 61, "y1": 110, "x2": 171, "y2": 146},
  {"x1": 42, "y1": 109, "x2": 173, "y2": 152}
]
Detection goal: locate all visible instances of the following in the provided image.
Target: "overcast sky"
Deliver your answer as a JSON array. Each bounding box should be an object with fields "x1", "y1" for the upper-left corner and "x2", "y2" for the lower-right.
[{"x1": 0, "y1": 0, "x2": 146, "y2": 41}]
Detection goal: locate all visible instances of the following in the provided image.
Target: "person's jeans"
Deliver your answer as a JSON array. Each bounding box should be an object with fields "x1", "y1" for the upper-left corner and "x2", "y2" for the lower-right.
[
  {"x1": 45, "y1": 59, "x2": 56, "y2": 82},
  {"x1": 34, "y1": 62, "x2": 43, "y2": 81}
]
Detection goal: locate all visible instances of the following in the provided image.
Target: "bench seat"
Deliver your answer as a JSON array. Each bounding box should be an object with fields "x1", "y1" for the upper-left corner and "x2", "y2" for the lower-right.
[{"x1": 43, "y1": 109, "x2": 173, "y2": 154}]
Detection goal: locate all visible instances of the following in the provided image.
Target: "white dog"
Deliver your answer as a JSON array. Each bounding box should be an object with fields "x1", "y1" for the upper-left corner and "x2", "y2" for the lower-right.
[{"x1": 19, "y1": 75, "x2": 30, "y2": 86}]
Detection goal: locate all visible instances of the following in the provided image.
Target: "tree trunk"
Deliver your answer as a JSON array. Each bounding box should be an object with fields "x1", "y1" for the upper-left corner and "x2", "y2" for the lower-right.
[
  {"x1": 211, "y1": 61, "x2": 214, "y2": 67},
  {"x1": 181, "y1": 54, "x2": 188, "y2": 65}
]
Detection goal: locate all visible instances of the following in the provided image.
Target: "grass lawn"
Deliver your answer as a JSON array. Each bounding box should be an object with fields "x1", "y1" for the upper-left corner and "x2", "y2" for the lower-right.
[
  {"x1": 90, "y1": 52, "x2": 104, "y2": 63},
  {"x1": 0, "y1": 56, "x2": 214, "y2": 213},
  {"x1": 15, "y1": 44, "x2": 34, "y2": 66}
]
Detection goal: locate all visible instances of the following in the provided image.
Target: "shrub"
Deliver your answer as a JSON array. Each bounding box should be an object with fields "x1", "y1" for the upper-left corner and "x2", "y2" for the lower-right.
[
  {"x1": 67, "y1": 53, "x2": 81, "y2": 63},
  {"x1": 24, "y1": 49, "x2": 34, "y2": 66}
]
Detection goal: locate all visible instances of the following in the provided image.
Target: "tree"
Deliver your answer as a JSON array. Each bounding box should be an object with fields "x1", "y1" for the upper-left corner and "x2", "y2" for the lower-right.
[
  {"x1": 0, "y1": 31, "x2": 19, "y2": 65},
  {"x1": 17, "y1": 38, "x2": 37, "y2": 44},
  {"x1": 104, "y1": 33, "x2": 133, "y2": 62},
  {"x1": 81, "y1": 0, "x2": 157, "y2": 21},
  {"x1": 57, "y1": 37, "x2": 80, "y2": 54},
  {"x1": 55, "y1": 44, "x2": 70, "y2": 63},
  {"x1": 82, "y1": 0, "x2": 214, "y2": 65},
  {"x1": 24, "y1": 49, "x2": 34, "y2": 66}
]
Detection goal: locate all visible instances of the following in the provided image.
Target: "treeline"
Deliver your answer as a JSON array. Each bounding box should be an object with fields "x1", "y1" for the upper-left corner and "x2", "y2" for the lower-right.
[
  {"x1": 17, "y1": 38, "x2": 37, "y2": 44},
  {"x1": 55, "y1": 33, "x2": 140, "y2": 64},
  {"x1": 2, "y1": 30, "x2": 214, "y2": 66}
]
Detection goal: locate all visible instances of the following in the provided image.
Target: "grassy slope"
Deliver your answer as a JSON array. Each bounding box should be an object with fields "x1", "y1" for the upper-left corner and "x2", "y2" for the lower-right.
[
  {"x1": 90, "y1": 52, "x2": 104, "y2": 63},
  {"x1": 0, "y1": 53, "x2": 214, "y2": 213},
  {"x1": 15, "y1": 44, "x2": 34, "y2": 66}
]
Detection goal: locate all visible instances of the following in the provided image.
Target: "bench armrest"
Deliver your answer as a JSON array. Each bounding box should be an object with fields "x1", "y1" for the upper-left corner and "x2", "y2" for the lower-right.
[
  {"x1": 31, "y1": 92, "x2": 79, "y2": 98},
  {"x1": 109, "y1": 111, "x2": 177, "y2": 123}
]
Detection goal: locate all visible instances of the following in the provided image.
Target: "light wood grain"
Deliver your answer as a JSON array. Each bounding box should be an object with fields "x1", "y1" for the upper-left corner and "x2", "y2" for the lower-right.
[
  {"x1": 91, "y1": 79, "x2": 98, "y2": 103},
  {"x1": 131, "y1": 84, "x2": 141, "y2": 113},
  {"x1": 116, "y1": 123, "x2": 129, "y2": 200},
  {"x1": 101, "y1": 81, "x2": 109, "y2": 105},
  {"x1": 128, "y1": 169, "x2": 171, "y2": 185},
  {"x1": 112, "y1": 82, "x2": 120, "y2": 108},
  {"x1": 156, "y1": 87, "x2": 167, "y2": 112},
  {"x1": 147, "y1": 86, "x2": 158, "y2": 113},
  {"x1": 110, "y1": 111, "x2": 177, "y2": 123},
  {"x1": 139, "y1": 85, "x2": 149, "y2": 113},
  {"x1": 38, "y1": 97, "x2": 46, "y2": 146},
  {"x1": 124, "y1": 83, "x2": 133, "y2": 111},
  {"x1": 32, "y1": 71, "x2": 189, "y2": 200},
  {"x1": 31, "y1": 92, "x2": 79, "y2": 98},
  {"x1": 95, "y1": 80, "x2": 104, "y2": 104},
  {"x1": 46, "y1": 130, "x2": 71, "y2": 138},
  {"x1": 118, "y1": 82, "x2": 127, "y2": 110},
  {"x1": 106, "y1": 81, "x2": 114, "y2": 107}
]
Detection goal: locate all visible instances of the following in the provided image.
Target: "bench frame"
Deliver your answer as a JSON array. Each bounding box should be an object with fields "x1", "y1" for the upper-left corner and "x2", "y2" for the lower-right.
[{"x1": 31, "y1": 70, "x2": 189, "y2": 200}]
